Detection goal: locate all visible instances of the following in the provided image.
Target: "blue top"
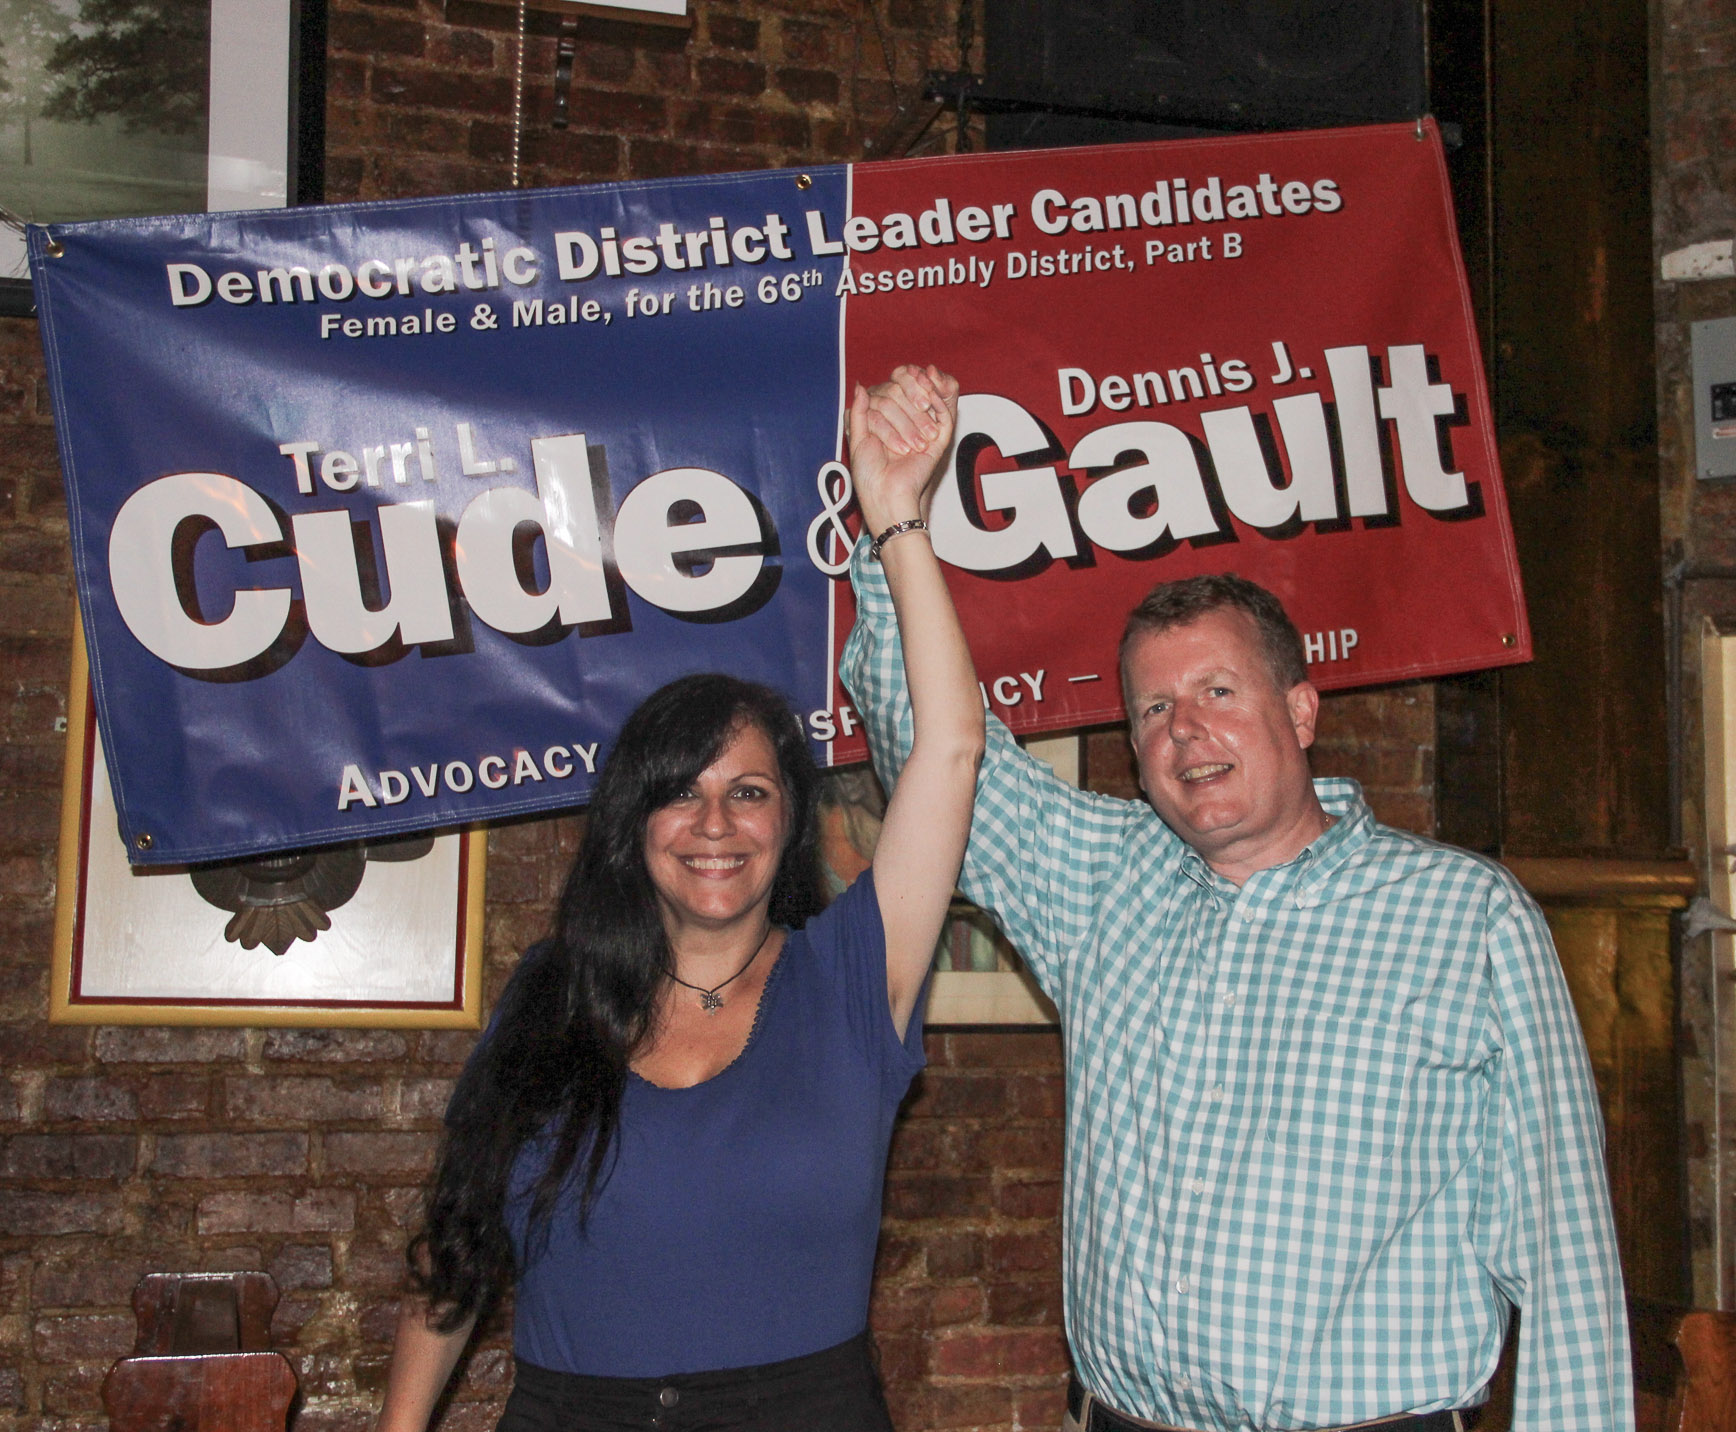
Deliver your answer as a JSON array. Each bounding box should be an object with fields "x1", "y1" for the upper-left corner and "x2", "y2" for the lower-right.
[{"x1": 504, "y1": 871, "x2": 926, "y2": 1376}]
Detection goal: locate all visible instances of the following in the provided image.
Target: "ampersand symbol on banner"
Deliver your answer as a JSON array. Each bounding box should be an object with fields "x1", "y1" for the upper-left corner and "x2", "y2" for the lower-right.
[
  {"x1": 470, "y1": 304, "x2": 498, "y2": 330},
  {"x1": 805, "y1": 461, "x2": 855, "y2": 576}
]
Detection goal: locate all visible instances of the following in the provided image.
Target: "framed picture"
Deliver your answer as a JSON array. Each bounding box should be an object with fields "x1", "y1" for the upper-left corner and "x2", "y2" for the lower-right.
[
  {"x1": 51, "y1": 623, "x2": 485, "y2": 1027},
  {"x1": 0, "y1": 0, "x2": 324, "y2": 317},
  {"x1": 817, "y1": 742, "x2": 1066, "y2": 1029}
]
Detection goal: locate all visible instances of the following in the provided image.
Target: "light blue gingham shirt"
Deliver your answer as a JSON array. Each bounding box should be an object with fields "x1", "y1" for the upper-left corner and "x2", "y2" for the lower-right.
[{"x1": 842, "y1": 547, "x2": 1632, "y2": 1432}]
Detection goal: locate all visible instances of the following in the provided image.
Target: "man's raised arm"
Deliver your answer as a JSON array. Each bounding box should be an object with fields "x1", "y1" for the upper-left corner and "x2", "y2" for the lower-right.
[{"x1": 841, "y1": 528, "x2": 1149, "y2": 999}]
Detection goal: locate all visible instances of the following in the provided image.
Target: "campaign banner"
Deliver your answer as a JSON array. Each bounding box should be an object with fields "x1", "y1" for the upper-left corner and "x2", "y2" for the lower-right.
[{"x1": 32, "y1": 118, "x2": 1526, "y2": 866}]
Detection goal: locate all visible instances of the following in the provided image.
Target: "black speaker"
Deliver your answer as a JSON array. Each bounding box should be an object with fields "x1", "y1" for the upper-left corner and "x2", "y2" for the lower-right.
[{"x1": 983, "y1": 0, "x2": 1427, "y2": 147}]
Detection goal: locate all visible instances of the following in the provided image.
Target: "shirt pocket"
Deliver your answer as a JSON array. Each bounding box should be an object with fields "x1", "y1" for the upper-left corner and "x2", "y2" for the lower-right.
[{"x1": 1262, "y1": 1013, "x2": 1412, "y2": 1170}]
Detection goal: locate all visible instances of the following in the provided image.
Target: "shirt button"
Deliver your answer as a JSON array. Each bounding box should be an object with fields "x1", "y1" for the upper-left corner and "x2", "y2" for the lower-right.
[
  {"x1": 1178, "y1": 1375, "x2": 1193, "y2": 1392},
  {"x1": 659, "y1": 1387, "x2": 680, "y2": 1408},
  {"x1": 1221, "y1": 991, "x2": 1237, "y2": 1007},
  {"x1": 1176, "y1": 1276, "x2": 1191, "y2": 1294},
  {"x1": 1189, "y1": 1178, "x2": 1206, "y2": 1195},
  {"x1": 1207, "y1": 1085, "x2": 1224, "y2": 1101}
]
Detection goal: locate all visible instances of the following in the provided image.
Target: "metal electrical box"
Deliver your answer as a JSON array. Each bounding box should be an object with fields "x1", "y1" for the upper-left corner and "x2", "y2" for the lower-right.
[{"x1": 1693, "y1": 316, "x2": 1736, "y2": 480}]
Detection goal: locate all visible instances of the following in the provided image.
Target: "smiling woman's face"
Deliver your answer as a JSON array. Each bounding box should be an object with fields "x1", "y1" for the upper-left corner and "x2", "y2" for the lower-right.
[{"x1": 643, "y1": 721, "x2": 790, "y2": 939}]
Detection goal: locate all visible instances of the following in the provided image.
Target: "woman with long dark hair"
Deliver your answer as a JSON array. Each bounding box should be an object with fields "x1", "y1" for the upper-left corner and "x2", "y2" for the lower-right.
[{"x1": 377, "y1": 364, "x2": 980, "y2": 1432}]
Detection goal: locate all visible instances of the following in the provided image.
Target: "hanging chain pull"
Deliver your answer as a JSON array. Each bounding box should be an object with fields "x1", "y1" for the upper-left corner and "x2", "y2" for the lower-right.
[{"x1": 511, "y1": 0, "x2": 527, "y2": 187}]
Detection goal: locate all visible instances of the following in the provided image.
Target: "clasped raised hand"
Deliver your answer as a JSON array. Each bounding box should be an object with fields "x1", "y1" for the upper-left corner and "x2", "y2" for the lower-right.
[{"x1": 848, "y1": 363, "x2": 961, "y2": 538}]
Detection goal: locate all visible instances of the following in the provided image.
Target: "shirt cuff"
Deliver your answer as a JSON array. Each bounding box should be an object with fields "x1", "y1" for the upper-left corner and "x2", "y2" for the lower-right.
[{"x1": 848, "y1": 529, "x2": 884, "y2": 586}]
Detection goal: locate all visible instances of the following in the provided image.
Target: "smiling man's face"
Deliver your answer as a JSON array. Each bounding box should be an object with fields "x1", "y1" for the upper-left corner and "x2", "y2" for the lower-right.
[{"x1": 1124, "y1": 606, "x2": 1326, "y2": 883}]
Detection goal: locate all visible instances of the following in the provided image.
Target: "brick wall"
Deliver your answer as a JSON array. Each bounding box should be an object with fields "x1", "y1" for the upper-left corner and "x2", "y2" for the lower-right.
[
  {"x1": 876, "y1": 1032, "x2": 1067, "y2": 1432},
  {"x1": 323, "y1": 0, "x2": 973, "y2": 203},
  {"x1": 0, "y1": 2, "x2": 1438, "y2": 1427}
]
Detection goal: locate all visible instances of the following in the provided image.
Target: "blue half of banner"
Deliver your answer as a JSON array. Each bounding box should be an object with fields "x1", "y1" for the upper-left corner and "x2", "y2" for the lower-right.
[{"x1": 35, "y1": 167, "x2": 851, "y2": 863}]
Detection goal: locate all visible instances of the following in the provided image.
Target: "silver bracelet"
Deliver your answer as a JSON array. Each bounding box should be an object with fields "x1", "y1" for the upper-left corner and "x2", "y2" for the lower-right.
[{"x1": 869, "y1": 518, "x2": 929, "y2": 561}]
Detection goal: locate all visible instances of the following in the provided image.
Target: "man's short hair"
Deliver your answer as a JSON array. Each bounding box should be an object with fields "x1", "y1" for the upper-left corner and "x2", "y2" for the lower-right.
[{"x1": 1119, "y1": 573, "x2": 1309, "y2": 695}]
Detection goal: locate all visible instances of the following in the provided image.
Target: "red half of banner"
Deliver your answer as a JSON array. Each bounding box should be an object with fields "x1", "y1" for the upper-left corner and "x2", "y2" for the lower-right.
[{"x1": 825, "y1": 119, "x2": 1526, "y2": 765}]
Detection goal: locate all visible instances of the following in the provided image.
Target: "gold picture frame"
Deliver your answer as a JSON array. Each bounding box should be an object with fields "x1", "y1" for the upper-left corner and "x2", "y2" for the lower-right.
[{"x1": 51, "y1": 621, "x2": 485, "y2": 1028}]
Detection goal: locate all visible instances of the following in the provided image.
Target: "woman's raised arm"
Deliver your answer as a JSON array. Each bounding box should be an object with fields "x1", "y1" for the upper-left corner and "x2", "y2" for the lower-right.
[{"x1": 848, "y1": 364, "x2": 985, "y2": 1038}]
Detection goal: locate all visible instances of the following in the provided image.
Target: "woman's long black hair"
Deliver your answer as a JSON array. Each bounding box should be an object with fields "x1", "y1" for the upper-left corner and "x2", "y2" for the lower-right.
[{"x1": 408, "y1": 675, "x2": 825, "y2": 1327}]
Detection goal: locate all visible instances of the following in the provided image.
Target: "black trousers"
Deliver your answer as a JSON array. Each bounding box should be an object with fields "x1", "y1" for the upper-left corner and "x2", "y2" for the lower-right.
[{"x1": 496, "y1": 1332, "x2": 895, "y2": 1432}]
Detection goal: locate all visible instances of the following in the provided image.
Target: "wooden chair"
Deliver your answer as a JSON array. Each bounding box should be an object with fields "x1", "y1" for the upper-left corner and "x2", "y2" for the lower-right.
[
  {"x1": 1632, "y1": 1297, "x2": 1736, "y2": 1432},
  {"x1": 102, "y1": 1272, "x2": 297, "y2": 1432}
]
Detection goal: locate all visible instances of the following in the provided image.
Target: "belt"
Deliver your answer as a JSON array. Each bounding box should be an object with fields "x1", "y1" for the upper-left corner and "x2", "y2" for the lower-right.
[{"x1": 1066, "y1": 1378, "x2": 1482, "y2": 1432}]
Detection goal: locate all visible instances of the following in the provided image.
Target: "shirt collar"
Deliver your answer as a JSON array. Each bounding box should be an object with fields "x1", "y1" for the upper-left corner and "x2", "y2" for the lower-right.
[{"x1": 1178, "y1": 777, "x2": 1372, "y2": 900}]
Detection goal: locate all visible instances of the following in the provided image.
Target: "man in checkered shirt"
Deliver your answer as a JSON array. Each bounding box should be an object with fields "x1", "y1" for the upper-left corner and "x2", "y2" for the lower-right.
[{"x1": 844, "y1": 534, "x2": 1631, "y2": 1431}]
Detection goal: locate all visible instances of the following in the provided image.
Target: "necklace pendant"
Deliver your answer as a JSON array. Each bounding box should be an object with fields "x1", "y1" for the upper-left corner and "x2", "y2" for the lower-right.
[{"x1": 699, "y1": 991, "x2": 724, "y2": 1013}]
